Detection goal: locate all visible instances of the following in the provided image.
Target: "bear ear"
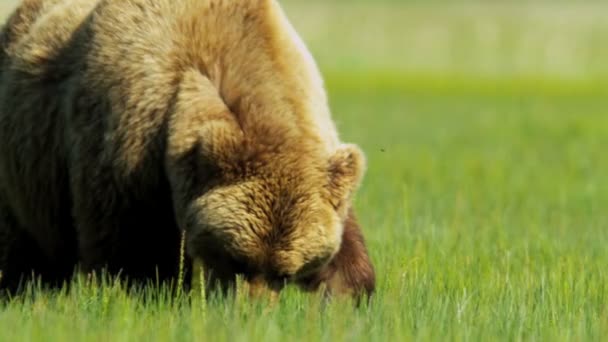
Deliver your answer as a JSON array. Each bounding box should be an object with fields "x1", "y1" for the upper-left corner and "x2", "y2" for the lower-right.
[{"x1": 327, "y1": 144, "x2": 366, "y2": 209}]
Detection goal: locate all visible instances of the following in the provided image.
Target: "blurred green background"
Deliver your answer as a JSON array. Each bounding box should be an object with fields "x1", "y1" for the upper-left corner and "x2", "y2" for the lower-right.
[
  {"x1": 284, "y1": 1, "x2": 608, "y2": 83},
  {"x1": 1, "y1": 1, "x2": 607, "y2": 340},
  {"x1": 4, "y1": 1, "x2": 608, "y2": 85}
]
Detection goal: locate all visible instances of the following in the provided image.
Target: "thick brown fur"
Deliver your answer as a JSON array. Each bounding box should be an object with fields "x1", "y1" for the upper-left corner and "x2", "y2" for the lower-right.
[{"x1": 0, "y1": 0, "x2": 375, "y2": 300}]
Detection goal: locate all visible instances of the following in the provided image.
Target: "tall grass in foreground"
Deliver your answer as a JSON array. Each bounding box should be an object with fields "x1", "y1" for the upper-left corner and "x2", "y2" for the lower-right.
[{"x1": 1, "y1": 1, "x2": 607, "y2": 341}]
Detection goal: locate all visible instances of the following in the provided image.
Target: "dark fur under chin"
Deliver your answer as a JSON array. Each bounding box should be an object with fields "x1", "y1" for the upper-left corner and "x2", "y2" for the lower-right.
[{"x1": 297, "y1": 207, "x2": 376, "y2": 303}]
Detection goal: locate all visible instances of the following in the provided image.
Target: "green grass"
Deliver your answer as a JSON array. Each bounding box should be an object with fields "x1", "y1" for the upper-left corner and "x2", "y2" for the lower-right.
[{"x1": 1, "y1": 1, "x2": 608, "y2": 341}]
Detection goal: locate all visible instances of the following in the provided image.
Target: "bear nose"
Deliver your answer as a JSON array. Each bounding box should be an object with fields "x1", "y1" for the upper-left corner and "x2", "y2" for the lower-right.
[
  {"x1": 267, "y1": 275, "x2": 288, "y2": 292},
  {"x1": 246, "y1": 274, "x2": 286, "y2": 304}
]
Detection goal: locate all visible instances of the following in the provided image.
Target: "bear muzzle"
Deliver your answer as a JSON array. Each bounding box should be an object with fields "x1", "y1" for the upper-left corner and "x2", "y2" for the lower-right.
[{"x1": 245, "y1": 274, "x2": 285, "y2": 304}]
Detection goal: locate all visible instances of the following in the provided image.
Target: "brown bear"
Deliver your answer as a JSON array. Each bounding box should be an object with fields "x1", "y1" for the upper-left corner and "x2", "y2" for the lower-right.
[{"x1": 0, "y1": 0, "x2": 375, "y2": 300}]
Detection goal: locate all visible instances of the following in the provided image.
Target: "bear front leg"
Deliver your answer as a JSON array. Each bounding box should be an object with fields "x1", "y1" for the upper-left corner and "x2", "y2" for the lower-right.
[
  {"x1": 72, "y1": 200, "x2": 120, "y2": 277},
  {"x1": 69, "y1": 161, "x2": 123, "y2": 277},
  {"x1": 298, "y1": 208, "x2": 376, "y2": 303}
]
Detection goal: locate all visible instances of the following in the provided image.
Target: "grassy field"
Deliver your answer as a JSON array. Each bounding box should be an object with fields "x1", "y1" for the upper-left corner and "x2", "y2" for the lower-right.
[{"x1": 1, "y1": 1, "x2": 608, "y2": 341}]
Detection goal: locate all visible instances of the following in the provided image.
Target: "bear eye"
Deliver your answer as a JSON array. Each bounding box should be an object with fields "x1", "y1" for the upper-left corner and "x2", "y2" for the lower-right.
[{"x1": 296, "y1": 254, "x2": 331, "y2": 278}]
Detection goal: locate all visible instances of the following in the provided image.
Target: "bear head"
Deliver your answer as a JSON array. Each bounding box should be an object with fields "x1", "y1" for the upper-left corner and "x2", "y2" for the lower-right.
[{"x1": 166, "y1": 70, "x2": 366, "y2": 299}]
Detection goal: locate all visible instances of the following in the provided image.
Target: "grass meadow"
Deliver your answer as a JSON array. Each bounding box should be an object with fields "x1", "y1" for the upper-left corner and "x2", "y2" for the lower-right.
[{"x1": 1, "y1": 0, "x2": 608, "y2": 340}]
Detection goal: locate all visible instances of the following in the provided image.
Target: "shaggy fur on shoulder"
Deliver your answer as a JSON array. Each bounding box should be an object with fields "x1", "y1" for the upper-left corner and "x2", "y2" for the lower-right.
[{"x1": 0, "y1": 0, "x2": 375, "y2": 300}]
